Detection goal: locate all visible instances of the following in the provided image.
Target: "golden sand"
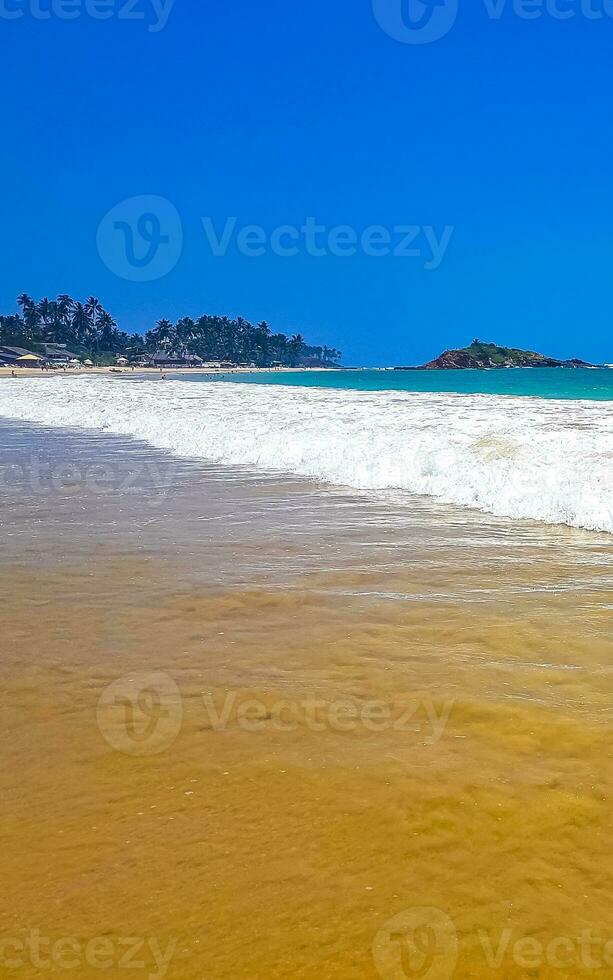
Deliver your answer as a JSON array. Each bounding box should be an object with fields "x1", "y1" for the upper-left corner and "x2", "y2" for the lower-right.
[{"x1": 1, "y1": 535, "x2": 612, "y2": 978}]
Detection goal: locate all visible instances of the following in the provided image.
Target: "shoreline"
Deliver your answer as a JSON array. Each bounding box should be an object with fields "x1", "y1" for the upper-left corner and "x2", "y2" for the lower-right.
[
  {"x1": 1, "y1": 372, "x2": 611, "y2": 535},
  {"x1": 2, "y1": 364, "x2": 610, "y2": 379},
  {"x1": 0, "y1": 365, "x2": 346, "y2": 378},
  {"x1": 1, "y1": 416, "x2": 612, "y2": 979}
]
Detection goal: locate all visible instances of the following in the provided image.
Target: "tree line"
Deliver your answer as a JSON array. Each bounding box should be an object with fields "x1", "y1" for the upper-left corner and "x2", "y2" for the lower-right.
[{"x1": 0, "y1": 294, "x2": 342, "y2": 367}]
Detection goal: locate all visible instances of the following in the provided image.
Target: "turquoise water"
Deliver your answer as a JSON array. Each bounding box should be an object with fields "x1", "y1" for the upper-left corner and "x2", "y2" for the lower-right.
[{"x1": 183, "y1": 367, "x2": 613, "y2": 401}]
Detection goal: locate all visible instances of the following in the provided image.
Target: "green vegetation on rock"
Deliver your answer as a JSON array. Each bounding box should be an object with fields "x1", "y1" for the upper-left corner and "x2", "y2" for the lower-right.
[{"x1": 415, "y1": 339, "x2": 592, "y2": 370}]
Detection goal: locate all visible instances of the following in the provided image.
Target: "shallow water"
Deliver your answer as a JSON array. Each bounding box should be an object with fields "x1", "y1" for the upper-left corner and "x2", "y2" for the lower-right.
[
  {"x1": 2, "y1": 376, "x2": 612, "y2": 533},
  {"x1": 1, "y1": 420, "x2": 613, "y2": 978}
]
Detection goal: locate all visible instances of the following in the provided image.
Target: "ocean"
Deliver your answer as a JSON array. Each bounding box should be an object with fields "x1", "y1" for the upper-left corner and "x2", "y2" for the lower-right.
[
  {"x1": 0, "y1": 371, "x2": 611, "y2": 533},
  {"x1": 185, "y1": 366, "x2": 613, "y2": 401}
]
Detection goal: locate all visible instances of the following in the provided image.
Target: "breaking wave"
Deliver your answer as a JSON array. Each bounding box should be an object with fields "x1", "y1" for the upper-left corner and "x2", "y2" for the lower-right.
[{"x1": 0, "y1": 377, "x2": 611, "y2": 533}]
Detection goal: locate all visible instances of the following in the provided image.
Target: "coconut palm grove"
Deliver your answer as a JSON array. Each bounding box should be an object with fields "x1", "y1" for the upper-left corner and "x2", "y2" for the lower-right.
[{"x1": 0, "y1": 294, "x2": 342, "y2": 367}]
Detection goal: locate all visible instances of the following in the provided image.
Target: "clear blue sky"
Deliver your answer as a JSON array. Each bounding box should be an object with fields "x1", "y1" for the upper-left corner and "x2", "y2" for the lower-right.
[{"x1": 2, "y1": 0, "x2": 613, "y2": 365}]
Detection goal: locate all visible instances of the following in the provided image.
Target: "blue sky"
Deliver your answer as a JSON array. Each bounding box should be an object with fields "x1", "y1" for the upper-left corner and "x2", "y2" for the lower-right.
[{"x1": 2, "y1": 0, "x2": 613, "y2": 365}]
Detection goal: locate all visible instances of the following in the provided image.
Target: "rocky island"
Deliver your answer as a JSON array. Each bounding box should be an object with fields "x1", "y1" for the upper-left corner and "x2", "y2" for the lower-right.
[{"x1": 396, "y1": 340, "x2": 594, "y2": 371}]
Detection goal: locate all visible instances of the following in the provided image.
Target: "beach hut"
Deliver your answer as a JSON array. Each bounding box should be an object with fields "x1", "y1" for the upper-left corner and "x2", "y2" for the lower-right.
[
  {"x1": 83, "y1": 359, "x2": 94, "y2": 367},
  {"x1": 115, "y1": 356, "x2": 129, "y2": 367},
  {"x1": 41, "y1": 344, "x2": 79, "y2": 365},
  {"x1": 151, "y1": 350, "x2": 204, "y2": 368},
  {"x1": 1, "y1": 346, "x2": 41, "y2": 365},
  {"x1": 16, "y1": 353, "x2": 44, "y2": 366}
]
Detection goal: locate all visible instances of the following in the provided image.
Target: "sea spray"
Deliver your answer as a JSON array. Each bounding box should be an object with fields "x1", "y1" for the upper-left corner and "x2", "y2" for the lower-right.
[{"x1": 0, "y1": 377, "x2": 611, "y2": 533}]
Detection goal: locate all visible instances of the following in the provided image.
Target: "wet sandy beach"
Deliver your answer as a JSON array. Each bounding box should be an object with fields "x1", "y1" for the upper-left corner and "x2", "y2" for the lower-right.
[{"x1": 1, "y1": 420, "x2": 612, "y2": 978}]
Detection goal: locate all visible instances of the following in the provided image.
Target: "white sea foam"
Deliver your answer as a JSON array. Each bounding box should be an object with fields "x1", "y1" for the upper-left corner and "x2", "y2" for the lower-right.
[{"x1": 0, "y1": 377, "x2": 612, "y2": 533}]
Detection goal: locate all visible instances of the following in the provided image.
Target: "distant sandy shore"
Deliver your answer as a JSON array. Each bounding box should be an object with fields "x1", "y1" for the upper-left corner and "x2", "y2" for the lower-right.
[{"x1": 0, "y1": 365, "x2": 345, "y2": 378}]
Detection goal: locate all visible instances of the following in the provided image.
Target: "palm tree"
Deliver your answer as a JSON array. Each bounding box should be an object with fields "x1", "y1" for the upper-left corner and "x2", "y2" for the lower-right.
[
  {"x1": 37, "y1": 297, "x2": 52, "y2": 333},
  {"x1": 270, "y1": 332, "x2": 288, "y2": 364},
  {"x1": 83, "y1": 296, "x2": 104, "y2": 352},
  {"x1": 252, "y1": 321, "x2": 272, "y2": 364},
  {"x1": 288, "y1": 333, "x2": 305, "y2": 366},
  {"x1": 98, "y1": 311, "x2": 118, "y2": 351},
  {"x1": 152, "y1": 318, "x2": 174, "y2": 351},
  {"x1": 174, "y1": 317, "x2": 196, "y2": 356},
  {"x1": 2, "y1": 294, "x2": 338, "y2": 369},
  {"x1": 71, "y1": 303, "x2": 89, "y2": 346},
  {"x1": 85, "y1": 296, "x2": 103, "y2": 336},
  {"x1": 0, "y1": 314, "x2": 25, "y2": 346},
  {"x1": 20, "y1": 299, "x2": 41, "y2": 341},
  {"x1": 48, "y1": 300, "x2": 63, "y2": 341},
  {"x1": 57, "y1": 294, "x2": 74, "y2": 328},
  {"x1": 17, "y1": 293, "x2": 33, "y2": 316},
  {"x1": 323, "y1": 346, "x2": 341, "y2": 363}
]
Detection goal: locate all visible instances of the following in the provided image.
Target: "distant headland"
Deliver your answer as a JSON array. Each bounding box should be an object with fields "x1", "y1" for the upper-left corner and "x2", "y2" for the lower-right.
[
  {"x1": 396, "y1": 340, "x2": 596, "y2": 371},
  {"x1": 0, "y1": 294, "x2": 342, "y2": 369}
]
